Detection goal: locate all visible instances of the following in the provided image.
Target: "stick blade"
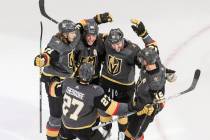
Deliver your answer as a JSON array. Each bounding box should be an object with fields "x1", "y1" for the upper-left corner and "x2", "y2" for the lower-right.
[{"x1": 194, "y1": 69, "x2": 201, "y2": 80}]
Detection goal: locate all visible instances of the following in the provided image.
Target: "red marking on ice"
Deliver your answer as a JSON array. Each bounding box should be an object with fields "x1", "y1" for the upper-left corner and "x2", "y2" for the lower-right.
[
  {"x1": 156, "y1": 25, "x2": 210, "y2": 140},
  {"x1": 165, "y1": 26, "x2": 210, "y2": 66}
]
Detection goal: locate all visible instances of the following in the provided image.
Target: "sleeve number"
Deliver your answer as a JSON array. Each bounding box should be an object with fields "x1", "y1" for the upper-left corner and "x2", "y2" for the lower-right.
[{"x1": 101, "y1": 94, "x2": 111, "y2": 107}]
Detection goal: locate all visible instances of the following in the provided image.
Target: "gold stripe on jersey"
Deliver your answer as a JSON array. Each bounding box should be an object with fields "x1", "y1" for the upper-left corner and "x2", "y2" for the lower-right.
[
  {"x1": 100, "y1": 115, "x2": 112, "y2": 123},
  {"x1": 49, "y1": 81, "x2": 60, "y2": 97},
  {"x1": 118, "y1": 117, "x2": 128, "y2": 125},
  {"x1": 43, "y1": 53, "x2": 51, "y2": 66},
  {"x1": 46, "y1": 129, "x2": 59, "y2": 137},
  {"x1": 145, "y1": 41, "x2": 157, "y2": 47},
  {"x1": 42, "y1": 71, "x2": 66, "y2": 80},
  {"x1": 93, "y1": 74, "x2": 100, "y2": 79},
  {"x1": 101, "y1": 74, "x2": 135, "y2": 86},
  {"x1": 105, "y1": 100, "x2": 119, "y2": 115},
  {"x1": 68, "y1": 50, "x2": 75, "y2": 69},
  {"x1": 63, "y1": 120, "x2": 96, "y2": 130},
  {"x1": 124, "y1": 129, "x2": 135, "y2": 140},
  {"x1": 140, "y1": 30, "x2": 147, "y2": 37}
]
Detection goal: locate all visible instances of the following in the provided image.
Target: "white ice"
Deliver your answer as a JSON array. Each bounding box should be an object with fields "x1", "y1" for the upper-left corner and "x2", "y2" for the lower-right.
[{"x1": 0, "y1": 0, "x2": 210, "y2": 139}]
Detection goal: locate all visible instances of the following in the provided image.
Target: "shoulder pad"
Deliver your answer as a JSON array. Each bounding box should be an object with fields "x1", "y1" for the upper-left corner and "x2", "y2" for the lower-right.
[
  {"x1": 125, "y1": 39, "x2": 139, "y2": 49},
  {"x1": 47, "y1": 36, "x2": 63, "y2": 50},
  {"x1": 92, "y1": 85, "x2": 104, "y2": 95},
  {"x1": 148, "y1": 66, "x2": 166, "y2": 91}
]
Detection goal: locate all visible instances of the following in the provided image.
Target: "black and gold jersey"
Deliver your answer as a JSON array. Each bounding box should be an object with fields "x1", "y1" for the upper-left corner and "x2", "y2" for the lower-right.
[
  {"x1": 101, "y1": 39, "x2": 141, "y2": 86},
  {"x1": 72, "y1": 34, "x2": 106, "y2": 79},
  {"x1": 42, "y1": 31, "x2": 81, "y2": 78}
]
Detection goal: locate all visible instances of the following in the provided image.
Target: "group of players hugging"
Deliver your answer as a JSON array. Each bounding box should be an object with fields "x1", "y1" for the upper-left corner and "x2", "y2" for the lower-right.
[{"x1": 34, "y1": 12, "x2": 176, "y2": 140}]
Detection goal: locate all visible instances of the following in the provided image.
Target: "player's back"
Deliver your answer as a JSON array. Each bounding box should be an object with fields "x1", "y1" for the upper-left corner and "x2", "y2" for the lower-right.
[{"x1": 61, "y1": 78, "x2": 104, "y2": 129}]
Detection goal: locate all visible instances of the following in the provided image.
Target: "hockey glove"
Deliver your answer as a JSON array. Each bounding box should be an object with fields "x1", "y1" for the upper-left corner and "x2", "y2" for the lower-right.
[
  {"x1": 94, "y1": 12, "x2": 113, "y2": 24},
  {"x1": 34, "y1": 53, "x2": 50, "y2": 67},
  {"x1": 166, "y1": 68, "x2": 177, "y2": 82},
  {"x1": 131, "y1": 19, "x2": 148, "y2": 38},
  {"x1": 102, "y1": 123, "x2": 112, "y2": 131},
  {"x1": 78, "y1": 19, "x2": 88, "y2": 28},
  {"x1": 137, "y1": 104, "x2": 154, "y2": 116}
]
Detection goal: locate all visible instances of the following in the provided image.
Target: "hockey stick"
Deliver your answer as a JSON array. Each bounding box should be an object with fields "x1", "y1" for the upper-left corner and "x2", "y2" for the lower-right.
[
  {"x1": 39, "y1": 0, "x2": 59, "y2": 24},
  {"x1": 134, "y1": 69, "x2": 201, "y2": 139},
  {"x1": 92, "y1": 69, "x2": 201, "y2": 131},
  {"x1": 39, "y1": 21, "x2": 43, "y2": 133},
  {"x1": 133, "y1": 69, "x2": 201, "y2": 139},
  {"x1": 165, "y1": 69, "x2": 201, "y2": 101}
]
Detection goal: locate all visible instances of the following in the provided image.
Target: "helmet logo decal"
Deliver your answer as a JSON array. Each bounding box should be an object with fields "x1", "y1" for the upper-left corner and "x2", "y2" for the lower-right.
[
  {"x1": 55, "y1": 40, "x2": 60, "y2": 44},
  {"x1": 62, "y1": 23, "x2": 67, "y2": 28}
]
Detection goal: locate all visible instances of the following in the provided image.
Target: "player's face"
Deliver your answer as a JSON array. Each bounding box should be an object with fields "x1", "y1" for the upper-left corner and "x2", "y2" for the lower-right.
[
  {"x1": 111, "y1": 40, "x2": 124, "y2": 52},
  {"x1": 144, "y1": 60, "x2": 157, "y2": 70},
  {"x1": 66, "y1": 31, "x2": 77, "y2": 42},
  {"x1": 85, "y1": 34, "x2": 97, "y2": 46},
  {"x1": 143, "y1": 60, "x2": 147, "y2": 65}
]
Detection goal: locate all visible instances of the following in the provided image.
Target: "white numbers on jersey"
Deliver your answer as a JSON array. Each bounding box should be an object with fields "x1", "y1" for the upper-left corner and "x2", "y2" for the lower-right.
[
  {"x1": 45, "y1": 48, "x2": 54, "y2": 54},
  {"x1": 101, "y1": 94, "x2": 111, "y2": 107},
  {"x1": 63, "y1": 94, "x2": 84, "y2": 121}
]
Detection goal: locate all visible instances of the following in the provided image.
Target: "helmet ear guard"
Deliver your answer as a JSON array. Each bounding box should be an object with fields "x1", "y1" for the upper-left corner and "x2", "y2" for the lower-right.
[{"x1": 78, "y1": 63, "x2": 95, "y2": 83}]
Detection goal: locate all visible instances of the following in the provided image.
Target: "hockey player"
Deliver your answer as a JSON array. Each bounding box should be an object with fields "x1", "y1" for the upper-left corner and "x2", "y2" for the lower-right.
[
  {"x1": 48, "y1": 63, "x2": 152, "y2": 140},
  {"x1": 34, "y1": 19, "x2": 80, "y2": 140},
  {"x1": 130, "y1": 19, "x2": 177, "y2": 83},
  {"x1": 71, "y1": 16, "x2": 111, "y2": 84},
  {"x1": 34, "y1": 12, "x2": 112, "y2": 139},
  {"x1": 99, "y1": 28, "x2": 142, "y2": 137},
  {"x1": 123, "y1": 19, "x2": 175, "y2": 140},
  {"x1": 124, "y1": 47, "x2": 166, "y2": 140}
]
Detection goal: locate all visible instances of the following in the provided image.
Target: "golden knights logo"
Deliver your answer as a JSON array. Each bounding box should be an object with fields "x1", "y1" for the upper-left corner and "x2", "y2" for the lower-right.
[
  {"x1": 107, "y1": 55, "x2": 122, "y2": 75},
  {"x1": 68, "y1": 50, "x2": 75, "y2": 69},
  {"x1": 80, "y1": 56, "x2": 96, "y2": 67}
]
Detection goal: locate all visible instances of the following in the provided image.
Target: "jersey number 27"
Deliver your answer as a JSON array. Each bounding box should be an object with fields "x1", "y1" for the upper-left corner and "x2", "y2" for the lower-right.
[{"x1": 63, "y1": 94, "x2": 84, "y2": 121}]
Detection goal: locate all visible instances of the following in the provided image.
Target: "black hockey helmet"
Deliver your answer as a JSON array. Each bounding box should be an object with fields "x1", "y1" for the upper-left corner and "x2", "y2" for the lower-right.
[
  {"x1": 138, "y1": 47, "x2": 159, "y2": 65},
  {"x1": 83, "y1": 20, "x2": 99, "y2": 35},
  {"x1": 58, "y1": 20, "x2": 76, "y2": 33},
  {"x1": 108, "y1": 28, "x2": 124, "y2": 44},
  {"x1": 79, "y1": 63, "x2": 95, "y2": 83}
]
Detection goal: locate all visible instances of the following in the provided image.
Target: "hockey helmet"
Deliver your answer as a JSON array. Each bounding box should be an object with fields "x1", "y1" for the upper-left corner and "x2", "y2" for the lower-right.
[
  {"x1": 58, "y1": 20, "x2": 76, "y2": 33},
  {"x1": 108, "y1": 28, "x2": 124, "y2": 44},
  {"x1": 79, "y1": 63, "x2": 95, "y2": 83},
  {"x1": 83, "y1": 20, "x2": 99, "y2": 35},
  {"x1": 138, "y1": 47, "x2": 158, "y2": 65}
]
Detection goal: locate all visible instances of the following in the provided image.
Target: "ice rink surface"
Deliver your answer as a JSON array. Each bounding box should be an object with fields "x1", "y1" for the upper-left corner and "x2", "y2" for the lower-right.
[{"x1": 0, "y1": 0, "x2": 210, "y2": 139}]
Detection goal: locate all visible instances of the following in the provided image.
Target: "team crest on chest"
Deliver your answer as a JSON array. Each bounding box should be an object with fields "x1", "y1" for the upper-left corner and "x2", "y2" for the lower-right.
[
  {"x1": 68, "y1": 50, "x2": 75, "y2": 68},
  {"x1": 107, "y1": 55, "x2": 122, "y2": 75},
  {"x1": 81, "y1": 56, "x2": 96, "y2": 66}
]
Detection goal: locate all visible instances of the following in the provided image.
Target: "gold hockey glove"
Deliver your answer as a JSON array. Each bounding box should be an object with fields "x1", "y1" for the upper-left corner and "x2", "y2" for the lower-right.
[
  {"x1": 137, "y1": 104, "x2": 154, "y2": 116},
  {"x1": 34, "y1": 53, "x2": 50, "y2": 67},
  {"x1": 94, "y1": 12, "x2": 113, "y2": 24}
]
